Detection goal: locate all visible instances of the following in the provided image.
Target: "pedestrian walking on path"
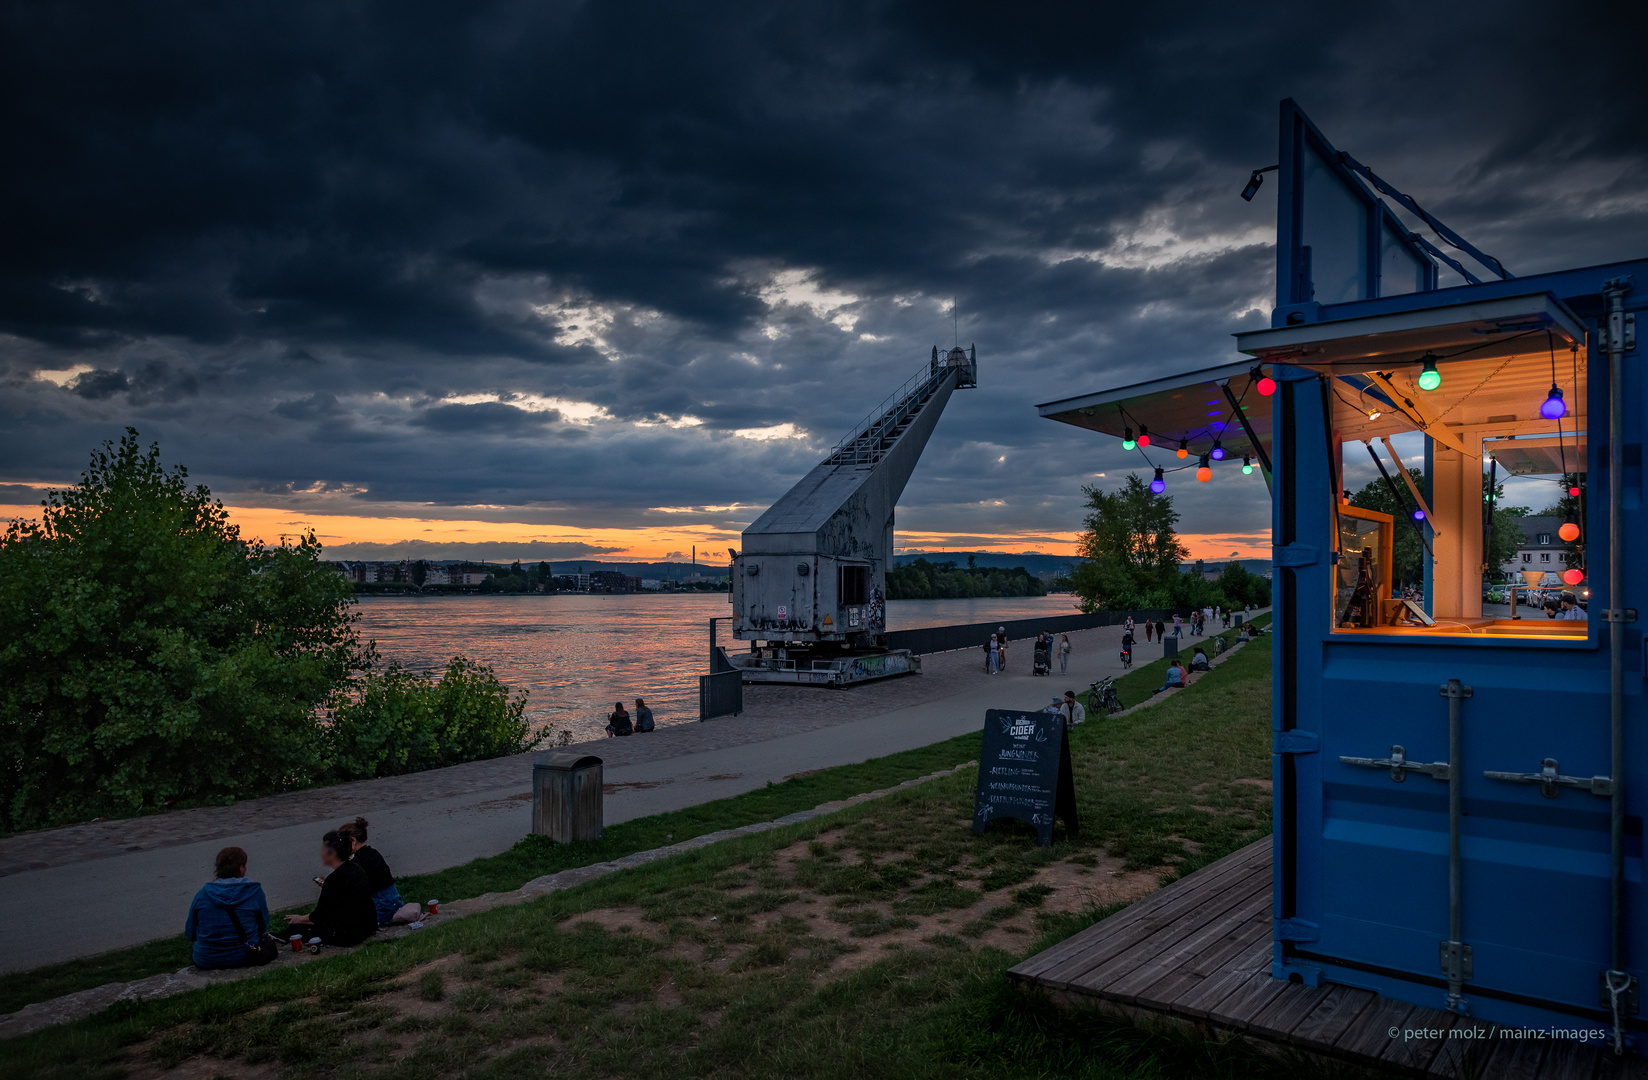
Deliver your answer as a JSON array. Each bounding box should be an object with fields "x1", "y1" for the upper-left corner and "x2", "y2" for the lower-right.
[
  {"x1": 997, "y1": 627, "x2": 1008, "y2": 672},
  {"x1": 1172, "y1": 614, "x2": 1183, "y2": 638},
  {"x1": 1155, "y1": 618, "x2": 1166, "y2": 642},
  {"x1": 1145, "y1": 620, "x2": 1154, "y2": 643},
  {"x1": 184, "y1": 846, "x2": 277, "y2": 970},
  {"x1": 1058, "y1": 634, "x2": 1071, "y2": 675},
  {"x1": 606, "y1": 701, "x2": 633, "y2": 736}
]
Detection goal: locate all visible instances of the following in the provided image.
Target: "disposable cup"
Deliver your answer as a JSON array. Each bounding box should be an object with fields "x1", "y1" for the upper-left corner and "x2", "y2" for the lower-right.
[
  {"x1": 427, "y1": 899, "x2": 439, "y2": 915},
  {"x1": 289, "y1": 935, "x2": 302, "y2": 952}
]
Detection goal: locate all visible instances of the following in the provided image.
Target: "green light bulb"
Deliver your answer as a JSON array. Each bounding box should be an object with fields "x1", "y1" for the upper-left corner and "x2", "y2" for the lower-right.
[{"x1": 1417, "y1": 355, "x2": 1441, "y2": 392}]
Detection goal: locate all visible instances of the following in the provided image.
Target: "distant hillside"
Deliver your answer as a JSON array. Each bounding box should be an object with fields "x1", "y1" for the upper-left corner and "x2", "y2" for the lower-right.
[{"x1": 894, "y1": 551, "x2": 1076, "y2": 577}]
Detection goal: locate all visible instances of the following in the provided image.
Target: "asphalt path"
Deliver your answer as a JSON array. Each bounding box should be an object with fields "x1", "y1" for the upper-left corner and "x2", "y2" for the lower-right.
[{"x1": 0, "y1": 618, "x2": 1253, "y2": 973}]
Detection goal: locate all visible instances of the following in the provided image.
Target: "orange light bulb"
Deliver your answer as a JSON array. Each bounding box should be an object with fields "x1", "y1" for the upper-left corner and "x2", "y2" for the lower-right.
[{"x1": 1559, "y1": 522, "x2": 1580, "y2": 542}]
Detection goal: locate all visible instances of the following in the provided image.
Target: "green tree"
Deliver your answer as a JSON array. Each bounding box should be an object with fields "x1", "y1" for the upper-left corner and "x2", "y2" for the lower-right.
[
  {"x1": 411, "y1": 559, "x2": 428, "y2": 586},
  {"x1": 1069, "y1": 474, "x2": 1187, "y2": 612},
  {"x1": 0, "y1": 431, "x2": 372, "y2": 829}
]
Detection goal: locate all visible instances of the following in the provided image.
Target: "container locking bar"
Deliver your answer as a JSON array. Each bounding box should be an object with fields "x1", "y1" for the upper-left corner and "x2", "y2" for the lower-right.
[
  {"x1": 1483, "y1": 759, "x2": 1613, "y2": 799},
  {"x1": 1339, "y1": 744, "x2": 1449, "y2": 783}
]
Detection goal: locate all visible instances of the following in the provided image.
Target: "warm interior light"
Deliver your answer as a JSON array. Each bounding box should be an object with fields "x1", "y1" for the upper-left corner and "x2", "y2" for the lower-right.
[
  {"x1": 1563, "y1": 568, "x2": 1585, "y2": 586},
  {"x1": 1137, "y1": 425, "x2": 1151, "y2": 448},
  {"x1": 1177, "y1": 439, "x2": 1188, "y2": 459},
  {"x1": 1417, "y1": 354, "x2": 1441, "y2": 392},
  {"x1": 1540, "y1": 384, "x2": 1567, "y2": 420},
  {"x1": 1210, "y1": 440, "x2": 1225, "y2": 461},
  {"x1": 1122, "y1": 426, "x2": 1135, "y2": 451},
  {"x1": 1241, "y1": 455, "x2": 1253, "y2": 475},
  {"x1": 1150, "y1": 467, "x2": 1165, "y2": 494},
  {"x1": 1196, "y1": 455, "x2": 1211, "y2": 483},
  {"x1": 1559, "y1": 520, "x2": 1581, "y2": 542}
]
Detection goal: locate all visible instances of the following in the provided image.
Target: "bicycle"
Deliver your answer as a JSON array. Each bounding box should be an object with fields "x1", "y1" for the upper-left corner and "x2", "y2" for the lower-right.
[
  {"x1": 1118, "y1": 645, "x2": 1133, "y2": 669},
  {"x1": 1085, "y1": 676, "x2": 1124, "y2": 716}
]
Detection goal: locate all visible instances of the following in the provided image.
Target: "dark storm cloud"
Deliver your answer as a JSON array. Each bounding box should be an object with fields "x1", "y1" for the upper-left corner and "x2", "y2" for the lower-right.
[{"x1": 1, "y1": 0, "x2": 1644, "y2": 547}]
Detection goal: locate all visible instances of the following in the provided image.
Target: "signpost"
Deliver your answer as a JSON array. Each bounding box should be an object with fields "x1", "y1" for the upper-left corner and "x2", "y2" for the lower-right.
[{"x1": 972, "y1": 709, "x2": 1079, "y2": 846}]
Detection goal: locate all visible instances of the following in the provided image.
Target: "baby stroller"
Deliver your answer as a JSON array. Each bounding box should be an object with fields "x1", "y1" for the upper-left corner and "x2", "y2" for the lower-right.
[{"x1": 1032, "y1": 639, "x2": 1051, "y2": 676}]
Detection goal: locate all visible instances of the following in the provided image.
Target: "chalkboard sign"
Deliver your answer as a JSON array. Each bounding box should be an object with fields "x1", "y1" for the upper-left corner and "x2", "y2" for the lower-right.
[{"x1": 972, "y1": 709, "x2": 1079, "y2": 846}]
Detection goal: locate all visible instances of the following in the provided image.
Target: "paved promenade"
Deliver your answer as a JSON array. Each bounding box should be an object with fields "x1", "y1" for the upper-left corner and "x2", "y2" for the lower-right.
[{"x1": 0, "y1": 616, "x2": 1254, "y2": 972}]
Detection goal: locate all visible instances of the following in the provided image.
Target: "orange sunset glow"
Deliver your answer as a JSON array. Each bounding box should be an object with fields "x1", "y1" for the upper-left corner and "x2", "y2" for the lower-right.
[{"x1": 1, "y1": 496, "x2": 1270, "y2": 563}]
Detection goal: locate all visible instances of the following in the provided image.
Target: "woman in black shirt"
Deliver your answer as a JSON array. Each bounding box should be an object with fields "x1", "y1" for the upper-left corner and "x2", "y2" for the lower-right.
[
  {"x1": 285, "y1": 830, "x2": 377, "y2": 947},
  {"x1": 339, "y1": 817, "x2": 405, "y2": 926}
]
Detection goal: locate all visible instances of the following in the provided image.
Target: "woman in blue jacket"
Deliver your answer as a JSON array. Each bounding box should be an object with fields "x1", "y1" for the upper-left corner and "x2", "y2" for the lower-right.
[{"x1": 184, "y1": 847, "x2": 277, "y2": 969}]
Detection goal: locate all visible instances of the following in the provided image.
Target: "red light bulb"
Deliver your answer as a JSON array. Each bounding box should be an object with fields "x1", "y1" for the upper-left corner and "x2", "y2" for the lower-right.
[
  {"x1": 1569, "y1": 486, "x2": 1581, "y2": 498},
  {"x1": 1562, "y1": 568, "x2": 1584, "y2": 586},
  {"x1": 1257, "y1": 375, "x2": 1276, "y2": 396}
]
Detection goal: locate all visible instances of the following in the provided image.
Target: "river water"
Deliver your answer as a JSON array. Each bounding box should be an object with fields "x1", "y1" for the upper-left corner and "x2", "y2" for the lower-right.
[{"x1": 352, "y1": 593, "x2": 1082, "y2": 742}]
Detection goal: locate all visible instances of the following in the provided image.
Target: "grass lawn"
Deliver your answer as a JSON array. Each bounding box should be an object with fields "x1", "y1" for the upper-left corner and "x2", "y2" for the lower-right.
[{"x1": 0, "y1": 629, "x2": 1325, "y2": 1080}]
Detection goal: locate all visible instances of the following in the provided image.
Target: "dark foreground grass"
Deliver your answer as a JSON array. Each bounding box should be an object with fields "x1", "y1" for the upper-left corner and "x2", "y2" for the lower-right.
[
  {"x1": 0, "y1": 725, "x2": 984, "y2": 1017},
  {"x1": 0, "y1": 631, "x2": 1327, "y2": 1080}
]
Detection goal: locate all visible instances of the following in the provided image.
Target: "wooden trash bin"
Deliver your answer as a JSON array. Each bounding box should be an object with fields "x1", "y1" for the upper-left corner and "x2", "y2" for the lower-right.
[{"x1": 532, "y1": 752, "x2": 604, "y2": 843}]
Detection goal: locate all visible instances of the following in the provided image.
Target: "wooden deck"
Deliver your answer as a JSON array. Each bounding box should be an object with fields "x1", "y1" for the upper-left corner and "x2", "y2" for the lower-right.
[{"x1": 1008, "y1": 839, "x2": 1646, "y2": 1078}]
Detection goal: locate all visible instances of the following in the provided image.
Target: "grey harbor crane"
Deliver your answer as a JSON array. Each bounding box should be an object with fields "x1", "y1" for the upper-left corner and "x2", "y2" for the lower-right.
[{"x1": 723, "y1": 344, "x2": 977, "y2": 687}]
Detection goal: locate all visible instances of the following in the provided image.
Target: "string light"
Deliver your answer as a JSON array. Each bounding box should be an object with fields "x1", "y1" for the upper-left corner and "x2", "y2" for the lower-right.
[
  {"x1": 1417, "y1": 354, "x2": 1442, "y2": 392},
  {"x1": 1569, "y1": 484, "x2": 1581, "y2": 498},
  {"x1": 1122, "y1": 426, "x2": 1135, "y2": 451},
  {"x1": 1541, "y1": 333, "x2": 1567, "y2": 420},
  {"x1": 1241, "y1": 455, "x2": 1253, "y2": 475},
  {"x1": 1254, "y1": 367, "x2": 1276, "y2": 397},
  {"x1": 1137, "y1": 425, "x2": 1151, "y2": 448},
  {"x1": 1177, "y1": 439, "x2": 1188, "y2": 460},
  {"x1": 1563, "y1": 568, "x2": 1585, "y2": 586},
  {"x1": 1541, "y1": 384, "x2": 1567, "y2": 420},
  {"x1": 1413, "y1": 509, "x2": 1426, "y2": 521},
  {"x1": 1150, "y1": 467, "x2": 1166, "y2": 494},
  {"x1": 1559, "y1": 518, "x2": 1580, "y2": 542},
  {"x1": 1196, "y1": 454, "x2": 1211, "y2": 483},
  {"x1": 1210, "y1": 440, "x2": 1225, "y2": 461}
]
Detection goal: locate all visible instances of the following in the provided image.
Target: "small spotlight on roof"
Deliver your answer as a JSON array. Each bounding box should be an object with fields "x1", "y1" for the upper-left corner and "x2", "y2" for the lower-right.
[{"x1": 1240, "y1": 164, "x2": 1278, "y2": 202}]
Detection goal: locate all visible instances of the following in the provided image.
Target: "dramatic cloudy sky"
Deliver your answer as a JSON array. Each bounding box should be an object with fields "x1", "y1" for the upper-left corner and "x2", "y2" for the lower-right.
[{"x1": 2, "y1": 1, "x2": 1644, "y2": 562}]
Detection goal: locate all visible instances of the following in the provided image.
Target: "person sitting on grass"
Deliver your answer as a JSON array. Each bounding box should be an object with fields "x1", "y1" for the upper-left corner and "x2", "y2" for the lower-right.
[
  {"x1": 185, "y1": 846, "x2": 278, "y2": 970},
  {"x1": 285, "y1": 830, "x2": 378, "y2": 947},
  {"x1": 1190, "y1": 647, "x2": 1210, "y2": 672},
  {"x1": 339, "y1": 817, "x2": 421, "y2": 926},
  {"x1": 1157, "y1": 659, "x2": 1186, "y2": 693}
]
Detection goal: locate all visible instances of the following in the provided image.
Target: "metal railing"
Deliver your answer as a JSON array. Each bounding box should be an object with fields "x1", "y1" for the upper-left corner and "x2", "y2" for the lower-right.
[
  {"x1": 884, "y1": 609, "x2": 1173, "y2": 656},
  {"x1": 699, "y1": 668, "x2": 743, "y2": 721},
  {"x1": 827, "y1": 364, "x2": 949, "y2": 468}
]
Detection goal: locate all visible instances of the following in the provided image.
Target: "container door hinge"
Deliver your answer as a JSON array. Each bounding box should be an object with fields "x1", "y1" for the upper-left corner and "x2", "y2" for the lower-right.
[
  {"x1": 1277, "y1": 918, "x2": 1320, "y2": 942},
  {"x1": 1598, "y1": 311, "x2": 1636, "y2": 353},
  {"x1": 1341, "y1": 744, "x2": 1450, "y2": 782},
  {"x1": 1440, "y1": 941, "x2": 1473, "y2": 982},
  {"x1": 1601, "y1": 609, "x2": 1638, "y2": 623},
  {"x1": 1274, "y1": 730, "x2": 1319, "y2": 755},
  {"x1": 1484, "y1": 758, "x2": 1612, "y2": 798},
  {"x1": 1272, "y1": 544, "x2": 1318, "y2": 568}
]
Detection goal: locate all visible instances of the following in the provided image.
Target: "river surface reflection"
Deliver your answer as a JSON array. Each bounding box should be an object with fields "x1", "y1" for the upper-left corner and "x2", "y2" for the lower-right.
[{"x1": 352, "y1": 593, "x2": 1082, "y2": 742}]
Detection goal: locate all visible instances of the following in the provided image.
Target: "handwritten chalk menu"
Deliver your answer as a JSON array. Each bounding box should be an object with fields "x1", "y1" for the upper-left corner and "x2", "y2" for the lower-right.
[{"x1": 972, "y1": 709, "x2": 1079, "y2": 846}]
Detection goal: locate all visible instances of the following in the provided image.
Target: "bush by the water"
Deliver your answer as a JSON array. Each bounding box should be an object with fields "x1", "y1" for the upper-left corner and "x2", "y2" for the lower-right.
[
  {"x1": 325, "y1": 657, "x2": 541, "y2": 780},
  {"x1": 0, "y1": 431, "x2": 540, "y2": 832}
]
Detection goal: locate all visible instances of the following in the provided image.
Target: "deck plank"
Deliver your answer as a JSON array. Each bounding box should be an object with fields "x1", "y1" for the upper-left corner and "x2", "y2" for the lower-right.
[
  {"x1": 1445, "y1": 1029, "x2": 1544, "y2": 1080},
  {"x1": 1334, "y1": 995, "x2": 1417, "y2": 1060},
  {"x1": 1540, "y1": 1036, "x2": 1604, "y2": 1080},
  {"x1": 1136, "y1": 914, "x2": 1270, "y2": 1008},
  {"x1": 1212, "y1": 960, "x2": 1294, "y2": 1028},
  {"x1": 1009, "y1": 840, "x2": 1269, "y2": 983},
  {"x1": 1378, "y1": 1007, "x2": 1460, "y2": 1072},
  {"x1": 1246, "y1": 981, "x2": 1337, "y2": 1041},
  {"x1": 1286, "y1": 984, "x2": 1378, "y2": 1048},
  {"x1": 1065, "y1": 875, "x2": 1272, "y2": 996},
  {"x1": 1173, "y1": 934, "x2": 1274, "y2": 1019}
]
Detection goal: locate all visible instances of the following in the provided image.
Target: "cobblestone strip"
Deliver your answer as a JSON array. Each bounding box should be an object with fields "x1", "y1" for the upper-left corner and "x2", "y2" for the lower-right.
[{"x1": 0, "y1": 761, "x2": 976, "y2": 1041}]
